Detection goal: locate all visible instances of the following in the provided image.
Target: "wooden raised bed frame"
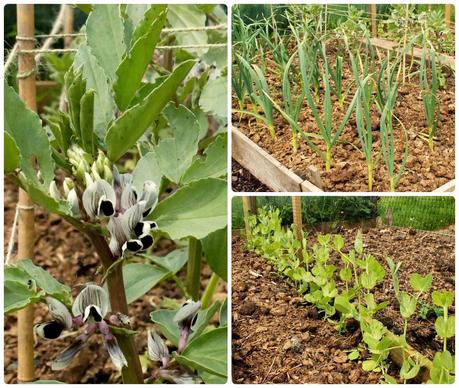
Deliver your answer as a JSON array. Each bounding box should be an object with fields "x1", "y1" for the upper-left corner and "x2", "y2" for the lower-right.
[{"x1": 232, "y1": 38, "x2": 455, "y2": 193}]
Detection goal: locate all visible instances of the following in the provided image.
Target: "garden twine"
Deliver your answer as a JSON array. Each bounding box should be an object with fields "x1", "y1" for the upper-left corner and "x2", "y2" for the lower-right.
[{"x1": 5, "y1": 204, "x2": 34, "y2": 265}]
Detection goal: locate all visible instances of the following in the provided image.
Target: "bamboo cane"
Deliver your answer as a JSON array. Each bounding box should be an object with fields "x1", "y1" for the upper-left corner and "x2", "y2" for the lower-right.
[
  {"x1": 369, "y1": 4, "x2": 377, "y2": 37},
  {"x1": 242, "y1": 196, "x2": 256, "y2": 239},
  {"x1": 63, "y1": 5, "x2": 74, "y2": 48},
  {"x1": 445, "y1": 4, "x2": 452, "y2": 29},
  {"x1": 16, "y1": 4, "x2": 37, "y2": 382},
  {"x1": 291, "y1": 196, "x2": 303, "y2": 243}
]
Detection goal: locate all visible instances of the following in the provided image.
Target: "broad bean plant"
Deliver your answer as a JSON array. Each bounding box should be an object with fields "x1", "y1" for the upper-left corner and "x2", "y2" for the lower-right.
[
  {"x1": 5, "y1": 4, "x2": 227, "y2": 384},
  {"x1": 246, "y1": 207, "x2": 455, "y2": 383}
]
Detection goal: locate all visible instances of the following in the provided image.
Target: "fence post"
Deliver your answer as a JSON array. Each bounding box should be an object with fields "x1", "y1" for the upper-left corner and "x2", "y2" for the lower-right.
[
  {"x1": 16, "y1": 4, "x2": 37, "y2": 382},
  {"x1": 445, "y1": 4, "x2": 452, "y2": 29},
  {"x1": 369, "y1": 4, "x2": 377, "y2": 37},
  {"x1": 242, "y1": 196, "x2": 257, "y2": 238},
  {"x1": 292, "y1": 196, "x2": 303, "y2": 242}
]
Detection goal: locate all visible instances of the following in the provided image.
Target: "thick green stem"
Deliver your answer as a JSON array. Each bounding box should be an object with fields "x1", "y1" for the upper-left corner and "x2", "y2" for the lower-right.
[
  {"x1": 88, "y1": 232, "x2": 143, "y2": 384},
  {"x1": 201, "y1": 273, "x2": 220, "y2": 309},
  {"x1": 187, "y1": 237, "x2": 202, "y2": 301}
]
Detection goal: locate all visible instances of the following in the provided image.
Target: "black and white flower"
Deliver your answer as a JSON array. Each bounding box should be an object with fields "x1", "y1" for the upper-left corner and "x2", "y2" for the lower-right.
[
  {"x1": 147, "y1": 329, "x2": 170, "y2": 367},
  {"x1": 173, "y1": 300, "x2": 201, "y2": 352},
  {"x1": 34, "y1": 284, "x2": 127, "y2": 371}
]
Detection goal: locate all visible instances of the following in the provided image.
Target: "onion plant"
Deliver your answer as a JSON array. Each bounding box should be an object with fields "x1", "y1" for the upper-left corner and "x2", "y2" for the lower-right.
[
  {"x1": 298, "y1": 41, "x2": 361, "y2": 171},
  {"x1": 236, "y1": 55, "x2": 275, "y2": 139},
  {"x1": 420, "y1": 42, "x2": 438, "y2": 151}
]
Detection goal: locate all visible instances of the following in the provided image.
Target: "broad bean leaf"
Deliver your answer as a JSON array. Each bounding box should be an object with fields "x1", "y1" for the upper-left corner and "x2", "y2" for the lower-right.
[
  {"x1": 150, "y1": 309, "x2": 179, "y2": 345},
  {"x1": 151, "y1": 104, "x2": 201, "y2": 183},
  {"x1": 79, "y1": 89, "x2": 95, "y2": 154},
  {"x1": 5, "y1": 132, "x2": 20, "y2": 173},
  {"x1": 167, "y1": 5, "x2": 207, "y2": 56},
  {"x1": 4, "y1": 82, "x2": 54, "y2": 186},
  {"x1": 105, "y1": 59, "x2": 195, "y2": 161},
  {"x1": 17, "y1": 259, "x2": 72, "y2": 306},
  {"x1": 201, "y1": 227, "x2": 227, "y2": 281},
  {"x1": 4, "y1": 280, "x2": 42, "y2": 314},
  {"x1": 148, "y1": 178, "x2": 226, "y2": 240},
  {"x1": 123, "y1": 263, "x2": 169, "y2": 304},
  {"x1": 199, "y1": 76, "x2": 227, "y2": 119},
  {"x1": 174, "y1": 327, "x2": 227, "y2": 377},
  {"x1": 189, "y1": 301, "x2": 221, "y2": 341},
  {"x1": 74, "y1": 44, "x2": 115, "y2": 137},
  {"x1": 142, "y1": 247, "x2": 188, "y2": 273},
  {"x1": 114, "y1": 8, "x2": 167, "y2": 111},
  {"x1": 131, "y1": 151, "x2": 162, "y2": 191},
  {"x1": 181, "y1": 133, "x2": 227, "y2": 184},
  {"x1": 24, "y1": 181, "x2": 73, "y2": 217},
  {"x1": 219, "y1": 298, "x2": 227, "y2": 326},
  {"x1": 86, "y1": 4, "x2": 126, "y2": 81},
  {"x1": 199, "y1": 371, "x2": 226, "y2": 384}
]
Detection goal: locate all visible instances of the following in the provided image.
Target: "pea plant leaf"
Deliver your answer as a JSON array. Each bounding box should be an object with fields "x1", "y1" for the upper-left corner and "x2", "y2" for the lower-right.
[
  {"x1": 174, "y1": 327, "x2": 227, "y2": 377},
  {"x1": 74, "y1": 44, "x2": 115, "y2": 138},
  {"x1": 148, "y1": 178, "x2": 227, "y2": 240},
  {"x1": 105, "y1": 59, "x2": 196, "y2": 161},
  {"x1": 150, "y1": 104, "x2": 201, "y2": 183},
  {"x1": 409, "y1": 273, "x2": 432, "y2": 294},
  {"x1": 4, "y1": 82, "x2": 54, "y2": 186},
  {"x1": 181, "y1": 133, "x2": 227, "y2": 184},
  {"x1": 86, "y1": 4, "x2": 126, "y2": 81},
  {"x1": 114, "y1": 7, "x2": 167, "y2": 111},
  {"x1": 199, "y1": 75, "x2": 227, "y2": 119},
  {"x1": 201, "y1": 226, "x2": 227, "y2": 281},
  {"x1": 399, "y1": 292, "x2": 417, "y2": 319},
  {"x1": 435, "y1": 316, "x2": 455, "y2": 339},
  {"x1": 432, "y1": 290, "x2": 454, "y2": 308},
  {"x1": 5, "y1": 132, "x2": 20, "y2": 173}
]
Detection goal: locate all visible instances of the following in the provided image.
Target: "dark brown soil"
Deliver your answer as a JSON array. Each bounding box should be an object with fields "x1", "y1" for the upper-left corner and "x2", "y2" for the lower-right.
[
  {"x1": 4, "y1": 178, "x2": 225, "y2": 383},
  {"x1": 232, "y1": 160, "x2": 272, "y2": 192},
  {"x1": 232, "y1": 47, "x2": 455, "y2": 192},
  {"x1": 232, "y1": 226, "x2": 455, "y2": 384}
]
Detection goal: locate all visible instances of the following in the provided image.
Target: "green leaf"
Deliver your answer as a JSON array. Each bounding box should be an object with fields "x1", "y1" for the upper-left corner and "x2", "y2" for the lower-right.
[
  {"x1": 151, "y1": 104, "x2": 201, "y2": 183},
  {"x1": 199, "y1": 76, "x2": 227, "y2": 119},
  {"x1": 435, "y1": 316, "x2": 455, "y2": 339},
  {"x1": 151, "y1": 309, "x2": 180, "y2": 346},
  {"x1": 362, "y1": 359, "x2": 378, "y2": 372},
  {"x1": 5, "y1": 266, "x2": 31, "y2": 284},
  {"x1": 74, "y1": 44, "x2": 115, "y2": 138},
  {"x1": 4, "y1": 82, "x2": 54, "y2": 186},
  {"x1": 432, "y1": 290, "x2": 454, "y2": 308},
  {"x1": 5, "y1": 132, "x2": 20, "y2": 173},
  {"x1": 333, "y1": 235, "x2": 344, "y2": 251},
  {"x1": 409, "y1": 273, "x2": 432, "y2": 294},
  {"x1": 181, "y1": 133, "x2": 227, "y2": 184},
  {"x1": 114, "y1": 8, "x2": 167, "y2": 110},
  {"x1": 105, "y1": 60, "x2": 195, "y2": 161},
  {"x1": 4, "y1": 280, "x2": 42, "y2": 314},
  {"x1": 199, "y1": 371, "x2": 227, "y2": 384},
  {"x1": 79, "y1": 89, "x2": 95, "y2": 154},
  {"x1": 190, "y1": 301, "x2": 221, "y2": 341},
  {"x1": 86, "y1": 4, "x2": 126, "y2": 81},
  {"x1": 148, "y1": 178, "x2": 227, "y2": 240},
  {"x1": 174, "y1": 327, "x2": 227, "y2": 377},
  {"x1": 131, "y1": 151, "x2": 162, "y2": 191},
  {"x1": 142, "y1": 247, "x2": 188, "y2": 273},
  {"x1": 354, "y1": 230, "x2": 363, "y2": 255},
  {"x1": 167, "y1": 5, "x2": 207, "y2": 56},
  {"x1": 123, "y1": 263, "x2": 169, "y2": 303},
  {"x1": 17, "y1": 259, "x2": 72, "y2": 305},
  {"x1": 201, "y1": 227, "x2": 227, "y2": 281},
  {"x1": 219, "y1": 298, "x2": 227, "y2": 327},
  {"x1": 334, "y1": 295, "x2": 355, "y2": 316},
  {"x1": 399, "y1": 292, "x2": 417, "y2": 319}
]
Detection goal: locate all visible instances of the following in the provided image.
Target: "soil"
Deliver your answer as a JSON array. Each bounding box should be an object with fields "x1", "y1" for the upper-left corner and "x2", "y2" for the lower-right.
[
  {"x1": 232, "y1": 160, "x2": 272, "y2": 192},
  {"x1": 4, "y1": 178, "x2": 225, "y2": 383},
  {"x1": 232, "y1": 45, "x2": 455, "y2": 192},
  {"x1": 232, "y1": 226, "x2": 455, "y2": 384}
]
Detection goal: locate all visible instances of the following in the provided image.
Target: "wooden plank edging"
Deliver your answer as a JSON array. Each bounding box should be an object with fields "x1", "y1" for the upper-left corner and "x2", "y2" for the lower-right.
[{"x1": 433, "y1": 179, "x2": 455, "y2": 192}]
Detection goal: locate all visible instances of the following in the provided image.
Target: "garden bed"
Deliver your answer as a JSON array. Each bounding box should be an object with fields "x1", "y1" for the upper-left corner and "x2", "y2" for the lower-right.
[
  {"x1": 232, "y1": 39, "x2": 455, "y2": 192},
  {"x1": 232, "y1": 226, "x2": 454, "y2": 383}
]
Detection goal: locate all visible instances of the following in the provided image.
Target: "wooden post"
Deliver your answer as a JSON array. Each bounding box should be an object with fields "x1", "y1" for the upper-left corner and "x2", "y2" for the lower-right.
[
  {"x1": 445, "y1": 4, "x2": 452, "y2": 29},
  {"x1": 369, "y1": 4, "x2": 377, "y2": 37},
  {"x1": 292, "y1": 196, "x2": 303, "y2": 242},
  {"x1": 242, "y1": 196, "x2": 256, "y2": 238},
  {"x1": 63, "y1": 5, "x2": 74, "y2": 48},
  {"x1": 16, "y1": 4, "x2": 37, "y2": 382}
]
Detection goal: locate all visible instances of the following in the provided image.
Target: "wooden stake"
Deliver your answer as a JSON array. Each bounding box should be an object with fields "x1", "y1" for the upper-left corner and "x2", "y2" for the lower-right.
[
  {"x1": 16, "y1": 4, "x2": 37, "y2": 382},
  {"x1": 242, "y1": 197, "x2": 256, "y2": 238},
  {"x1": 63, "y1": 5, "x2": 74, "y2": 48},
  {"x1": 445, "y1": 4, "x2": 452, "y2": 29},
  {"x1": 292, "y1": 196, "x2": 303, "y2": 242},
  {"x1": 369, "y1": 4, "x2": 377, "y2": 37}
]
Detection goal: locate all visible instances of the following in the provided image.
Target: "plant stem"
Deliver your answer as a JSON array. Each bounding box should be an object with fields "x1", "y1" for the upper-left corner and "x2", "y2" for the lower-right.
[
  {"x1": 325, "y1": 146, "x2": 332, "y2": 171},
  {"x1": 389, "y1": 176, "x2": 395, "y2": 192},
  {"x1": 201, "y1": 273, "x2": 220, "y2": 309},
  {"x1": 187, "y1": 237, "x2": 202, "y2": 301},
  {"x1": 368, "y1": 164, "x2": 373, "y2": 192},
  {"x1": 88, "y1": 232, "x2": 143, "y2": 384},
  {"x1": 267, "y1": 123, "x2": 277, "y2": 140}
]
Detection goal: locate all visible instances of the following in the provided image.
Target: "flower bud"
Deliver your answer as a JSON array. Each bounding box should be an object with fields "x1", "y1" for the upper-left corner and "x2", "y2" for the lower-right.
[
  {"x1": 63, "y1": 178, "x2": 74, "y2": 197},
  {"x1": 103, "y1": 165, "x2": 113, "y2": 183},
  {"x1": 67, "y1": 188, "x2": 80, "y2": 217},
  {"x1": 49, "y1": 180, "x2": 62, "y2": 200}
]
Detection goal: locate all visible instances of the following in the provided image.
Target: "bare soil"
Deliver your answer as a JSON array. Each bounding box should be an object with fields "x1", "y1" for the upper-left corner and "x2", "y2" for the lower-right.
[
  {"x1": 4, "y1": 178, "x2": 224, "y2": 383},
  {"x1": 232, "y1": 46, "x2": 455, "y2": 192},
  {"x1": 232, "y1": 226, "x2": 455, "y2": 383},
  {"x1": 232, "y1": 160, "x2": 272, "y2": 192}
]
